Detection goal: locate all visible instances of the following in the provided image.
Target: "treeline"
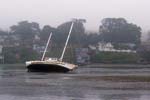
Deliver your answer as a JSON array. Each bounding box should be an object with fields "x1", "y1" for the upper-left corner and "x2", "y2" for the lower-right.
[
  {"x1": 1, "y1": 18, "x2": 142, "y2": 46},
  {"x1": 0, "y1": 18, "x2": 146, "y2": 63}
]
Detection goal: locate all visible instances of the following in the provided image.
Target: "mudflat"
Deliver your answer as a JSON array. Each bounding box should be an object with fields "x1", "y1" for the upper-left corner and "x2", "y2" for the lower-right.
[{"x1": 0, "y1": 64, "x2": 150, "y2": 100}]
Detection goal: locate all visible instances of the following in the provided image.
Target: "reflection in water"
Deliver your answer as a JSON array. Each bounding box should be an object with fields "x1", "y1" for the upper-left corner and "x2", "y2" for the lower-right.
[{"x1": 0, "y1": 64, "x2": 150, "y2": 100}]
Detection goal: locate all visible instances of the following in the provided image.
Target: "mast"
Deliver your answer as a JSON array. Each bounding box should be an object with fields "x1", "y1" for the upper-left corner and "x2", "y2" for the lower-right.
[
  {"x1": 41, "y1": 32, "x2": 52, "y2": 61},
  {"x1": 59, "y1": 22, "x2": 74, "y2": 61}
]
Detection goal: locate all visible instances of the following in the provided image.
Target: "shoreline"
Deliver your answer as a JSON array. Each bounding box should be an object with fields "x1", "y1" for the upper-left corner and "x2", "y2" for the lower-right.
[
  {"x1": 0, "y1": 63, "x2": 150, "y2": 67},
  {"x1": 82, "y1": 63, "x2": 150, "y2": 68}
]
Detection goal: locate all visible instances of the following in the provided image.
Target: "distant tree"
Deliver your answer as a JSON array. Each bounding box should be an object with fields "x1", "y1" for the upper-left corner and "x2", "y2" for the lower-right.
[
  {"x1": 10, "y1": 21, "x2": 41, "y2": 42},
  {"x1": 146, "y1": 31, "x2": 150, "y2": 42},
  {"x1": 0, "y1": 30, "x2": 8, "y2": 35},
  {"x1": 137, "y1": 42, "x2": 150, "y2": 63},
  {"x1": 57, "y1": 19, "x2": 86, "y2": 45},
  {"x1": 99, "y1": 18, "x2": 141, "y2": 45},
  {"x1": 40, "y1": 25, "x2": 56, "y2": 41},
  {"x1": 85, "y1": 33, "x2": 101, "y2": 45},
  {"x1": 57, "y1": 19, "x2": 86, "y2": 34},
  {"x1": 2, "y1": 46, "x2": 39, "y2": 63}
]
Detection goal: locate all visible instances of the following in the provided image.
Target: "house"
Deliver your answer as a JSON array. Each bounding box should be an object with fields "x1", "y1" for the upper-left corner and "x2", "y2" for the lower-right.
[
  {"x1": 33, "y1": 44, "x2": 45, "y2": 54},
  {"x1": 89, "y1": 42, "x2": 136, "y2": 53},
  {"x1": 98, "y1": 42, "x2": 114, "y2": 51}
]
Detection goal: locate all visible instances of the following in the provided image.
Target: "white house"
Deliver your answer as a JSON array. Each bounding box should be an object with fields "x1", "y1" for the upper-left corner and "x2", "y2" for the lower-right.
[
  {"x1": 95, "y1": 42, "x2": 136, "y2": 53},
  {"x1": 98, "y1": 42, "x2": 114, "y2": 51}
]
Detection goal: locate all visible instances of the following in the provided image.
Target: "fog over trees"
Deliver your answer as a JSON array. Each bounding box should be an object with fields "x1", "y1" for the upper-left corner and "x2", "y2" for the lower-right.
[
  {"x1": 99, "y1": 18, "x2": 141, "y2": 45},
  {"x1": 0, "y1": 18, "x2": 142, "y2": 47},
  {"x1": 1, "y1": 18, "x2": 149, "y2": 63}
]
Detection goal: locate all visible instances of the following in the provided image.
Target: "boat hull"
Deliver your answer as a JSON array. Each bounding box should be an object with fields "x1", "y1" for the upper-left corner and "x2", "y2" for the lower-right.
[
  {"x1": 26, "y1": 60, "x2": 77, "y2": 73},
  {"x1": 27, "y1": 64, "x2": 72, "y2": 72}
]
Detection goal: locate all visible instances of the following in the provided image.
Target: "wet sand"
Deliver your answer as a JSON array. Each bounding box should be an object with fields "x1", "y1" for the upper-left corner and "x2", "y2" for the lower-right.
[{"x1": 0, "y1": 64, "x2": 150, "y2": 100}]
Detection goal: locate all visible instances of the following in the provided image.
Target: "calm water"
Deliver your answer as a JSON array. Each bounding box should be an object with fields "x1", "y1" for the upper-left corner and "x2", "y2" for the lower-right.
[{"x1": 0, "y1": 64, "x2": 150, "y2": 100}]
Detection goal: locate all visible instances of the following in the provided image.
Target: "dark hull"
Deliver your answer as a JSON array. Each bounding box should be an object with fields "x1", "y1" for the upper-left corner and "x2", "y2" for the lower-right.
[{"x1": 27, "y1": 64, "x2": 70, "y2": 73}]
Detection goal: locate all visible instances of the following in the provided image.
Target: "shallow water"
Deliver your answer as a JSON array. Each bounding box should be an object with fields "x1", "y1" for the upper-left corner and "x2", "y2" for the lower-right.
[{"x1": 0, "y1": 64, "x2": 150, "y2": 100}]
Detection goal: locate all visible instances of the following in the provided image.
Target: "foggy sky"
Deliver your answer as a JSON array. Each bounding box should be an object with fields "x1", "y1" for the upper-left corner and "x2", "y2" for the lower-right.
[{"x1": 0, "y1": 0, "x2": 150, "y2": 32}]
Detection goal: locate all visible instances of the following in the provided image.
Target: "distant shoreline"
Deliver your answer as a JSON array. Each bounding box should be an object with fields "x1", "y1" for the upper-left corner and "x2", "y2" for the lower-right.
[
  {"x1": 0, "y1": 63, "x2": 150, "y2": 68},
  {"x1": 82, "y1": 63, "x2": 150, "y2": 68}
]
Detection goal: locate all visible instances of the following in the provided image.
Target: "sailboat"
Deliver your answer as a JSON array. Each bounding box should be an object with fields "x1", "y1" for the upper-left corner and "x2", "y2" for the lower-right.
[{"x1": 26, "y1": 21, "x2": 78, "y2": 72}]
